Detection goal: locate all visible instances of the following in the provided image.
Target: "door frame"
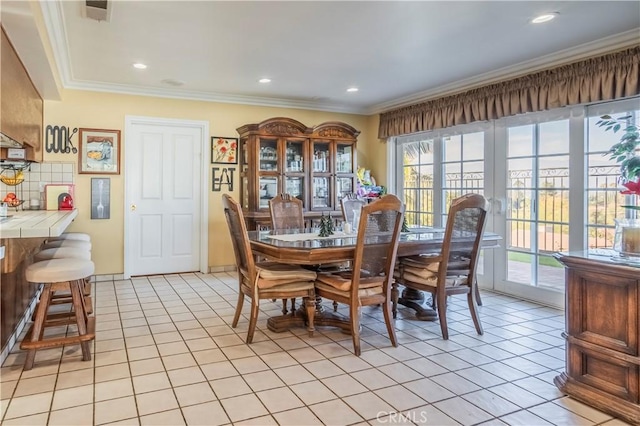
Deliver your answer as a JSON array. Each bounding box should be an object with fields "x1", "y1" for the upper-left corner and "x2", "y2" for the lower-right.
[{"x1": 123, "y1": 115, "x2": 210, "y2": 279}]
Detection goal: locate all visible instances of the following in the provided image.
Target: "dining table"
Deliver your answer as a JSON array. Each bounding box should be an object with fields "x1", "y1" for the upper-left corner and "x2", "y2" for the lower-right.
[{"x1": 248, "y1": 227, "x2": 501, "y2": 333}]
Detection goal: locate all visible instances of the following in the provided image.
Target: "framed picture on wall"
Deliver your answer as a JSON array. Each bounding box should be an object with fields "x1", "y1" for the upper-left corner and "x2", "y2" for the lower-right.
[
  {"x1": 90, "y1": 178, "x2": 111, "y2": 219},
  {"x1": 211, "y1": 136, "x2": 238, "y2": 164},
  {"x1": 78, "y1": 128, "x2": 121, "y2": 174}
]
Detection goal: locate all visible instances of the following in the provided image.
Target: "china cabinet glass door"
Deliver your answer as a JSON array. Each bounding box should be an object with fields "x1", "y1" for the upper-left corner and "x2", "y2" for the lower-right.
[
  {"x1": 335, "y1": 142, "x2": 356, "y2": 206},
  {"x1": 311, "y1": 141, "x2": 331, "y2": 210}
]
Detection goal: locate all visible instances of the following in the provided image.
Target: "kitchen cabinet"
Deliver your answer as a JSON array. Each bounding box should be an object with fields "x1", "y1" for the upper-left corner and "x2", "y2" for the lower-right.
[
  {"x1": 0, "y1": 28, "x2": 43, "y2": 162},
  {"x1": 237, "y1": 118, "x2": 359, "y2": 230},
  {"x1": 554, "y1": 251, "x2": 639, "y2": 425}
]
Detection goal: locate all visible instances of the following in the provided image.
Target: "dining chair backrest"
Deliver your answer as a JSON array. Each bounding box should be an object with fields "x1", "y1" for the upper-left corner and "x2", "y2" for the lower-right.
[
  {"x1": 222, "y1": 194, "x2": 257, "y2": 283},
  {"x1": 341, "y1": 193, "x2": 366, "y2": 224},
  {"x1": 439, "y1": 193, "x2": 489, "y2": 285},
  {"x1": 269, "y1": 193, "x2": 304, "y2": 230},
  {"x1": 351, "y1": 194, "x2": 404, "y2": 298}
]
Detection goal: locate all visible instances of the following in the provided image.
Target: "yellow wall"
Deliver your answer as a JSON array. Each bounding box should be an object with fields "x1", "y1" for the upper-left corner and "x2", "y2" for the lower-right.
[{"x1": 44, "y1": 89, "x2": 380, "y2": 274}]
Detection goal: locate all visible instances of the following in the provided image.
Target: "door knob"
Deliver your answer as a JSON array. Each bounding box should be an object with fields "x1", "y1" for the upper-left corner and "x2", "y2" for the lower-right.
[{"x1": 131, "y1": 204, "x2": 137, "y2": 211}]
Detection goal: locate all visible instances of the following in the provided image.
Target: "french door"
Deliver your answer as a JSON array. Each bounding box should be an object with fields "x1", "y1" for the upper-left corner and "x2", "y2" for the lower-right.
[{"x1": 393, "y1": 98, "x2": 639, "y2": 308}]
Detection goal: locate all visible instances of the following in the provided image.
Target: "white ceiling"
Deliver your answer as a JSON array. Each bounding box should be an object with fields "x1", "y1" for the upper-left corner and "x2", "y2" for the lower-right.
[{"x1": 4, "y1": 1, "x2": 640, "y2": 115}]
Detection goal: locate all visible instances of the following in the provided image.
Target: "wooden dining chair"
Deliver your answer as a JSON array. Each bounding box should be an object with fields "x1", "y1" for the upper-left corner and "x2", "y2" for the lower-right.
[
  {"x1": 269, "y1": 193, "x2": 304, "y2": 231},
  {"x1": 313, "y1": 194, "x2": 404, "y2": 356},
  {"x1": 222, "y1": 194, "x2": 316, "y2": 343},
  {"x1": 393, "y1": 193, "x2": 488, "y2": 340},
  {"x1": 340, "y1": 193, "x2": 366, "y2": 225}
]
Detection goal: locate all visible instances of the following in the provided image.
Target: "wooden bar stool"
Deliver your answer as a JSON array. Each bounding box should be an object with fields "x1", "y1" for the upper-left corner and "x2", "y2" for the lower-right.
[
  {"x1": 43, "y1": 240, "x2": 91, "y2": 250},
  {"x1": 47, "y1": 232, "x2": 91, "y2": 242},
  {"x1": 34, "y1": 247, "x2": 93, "y2": 314},
  {"x1": 21, "y1": 259, "x2": 96, "y2": 370}
]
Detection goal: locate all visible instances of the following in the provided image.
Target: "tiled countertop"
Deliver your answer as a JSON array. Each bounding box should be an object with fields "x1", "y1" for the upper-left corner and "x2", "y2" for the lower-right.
[{"x1": 0, "y1": 209, "x2": 78, "y2": 238}]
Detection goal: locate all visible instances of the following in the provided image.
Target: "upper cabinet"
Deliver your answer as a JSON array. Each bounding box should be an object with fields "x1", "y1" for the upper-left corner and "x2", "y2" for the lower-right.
[
  {"x1": 0, "y1": 27, "x2": 43, "y2": 162},
  {"x1": 237, "y1": 118, "x2": 359, "y2": 229}
]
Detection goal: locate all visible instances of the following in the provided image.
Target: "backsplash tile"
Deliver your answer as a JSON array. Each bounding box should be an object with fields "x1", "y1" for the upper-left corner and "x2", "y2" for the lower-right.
[{"x1": 0, "y1": 162, "x2": 75, "y2": 210}]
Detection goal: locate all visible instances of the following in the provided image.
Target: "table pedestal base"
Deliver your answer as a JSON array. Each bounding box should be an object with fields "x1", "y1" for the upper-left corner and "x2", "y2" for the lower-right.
[
  {"x1": 397, "y1": 288, "x2": 438, "y2": 321},
  {"x1": 267, "y1": 297, "x2": 352, "y2": 334}
]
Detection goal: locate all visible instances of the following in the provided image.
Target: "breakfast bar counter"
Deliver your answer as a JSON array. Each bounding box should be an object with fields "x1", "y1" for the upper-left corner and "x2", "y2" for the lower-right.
[{"x1": 0, "y1": 209, "x2": 79, "y2": 353}]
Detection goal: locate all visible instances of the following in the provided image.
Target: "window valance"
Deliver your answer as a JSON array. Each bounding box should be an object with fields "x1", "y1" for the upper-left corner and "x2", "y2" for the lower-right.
[{"x1": 378, "y1": 46, "x2": 640, "y2": 139}]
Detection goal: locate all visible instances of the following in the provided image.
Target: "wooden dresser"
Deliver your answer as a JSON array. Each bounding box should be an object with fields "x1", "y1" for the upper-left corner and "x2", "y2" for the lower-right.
[{"x1": 554, "y1": 251, "x2": 639, "y2": 425}]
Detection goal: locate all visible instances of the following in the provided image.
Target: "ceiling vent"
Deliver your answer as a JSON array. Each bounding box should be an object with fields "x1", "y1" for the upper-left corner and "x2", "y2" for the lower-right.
[{"x1": 83, "y1": 1, "x2": 111, "y2": 22}]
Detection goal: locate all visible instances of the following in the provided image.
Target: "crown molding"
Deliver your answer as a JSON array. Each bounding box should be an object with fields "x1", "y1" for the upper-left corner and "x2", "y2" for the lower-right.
[{"x1": 366, "y1": 29, "x2": 640, "y2": 115}]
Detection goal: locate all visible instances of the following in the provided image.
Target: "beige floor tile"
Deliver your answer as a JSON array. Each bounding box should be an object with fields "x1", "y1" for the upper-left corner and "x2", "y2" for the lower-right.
[
  {"x1": 167, "y1": 366, "x2": 207, "y2": 387},
  {"x1": 210, "y1": 376, "x2": 251, "y2": 399},
  {"x1": 157, "y1": 341, "x2": 189, "y2": 357},
  {"x1": 3, "y1": 392, "x2": 53, "y2": 419},
  {"x1": 55, "y1": 369, "x2": 94, "y2": 390},
  {"x1": 272, "y1": 407, "x2": 323, "y2": 426},
  {"x1": 232, "y1": 357, "x2": 270, "y2": 375},
  {"x1": 51, "y1": 384, "x2": 93, "y2": 410},
  {"x1": 95, "y1": 338, "x2": 126, "y2": 353},
  {"x1": 140, "y1": 408, "x2": 185, "y2": 426},
  {"x1": 179, "y1": 328, "x2": 209, "y2": 340},
  {"x1": 125, "y1": 335, "x2": 155, "y2": 349},
  {"x1": 129, "y1": 357, "x2": 164, "y2": 377},
  {"x1": 58, "y1": 356, "x2": 94, "y2": 373},
  {"x1": 488, "y1": 382, "x2": 546, "y2": 408},
  {"x1": 200, "y1": 361, "x2": 238, "y2": 381},
  {"x1": 344, "y1": 392, "x2": 395, "y2": 421},
  {"x1": 149, "y1": 324, "x2": 177, "y2": 335},
  {"x1": 290, "y1": 380, "x2": 337, "y2": 405},
  {"x1": 94, "y1": 395, "x2": 138, "y2": 425},
  {"x1": 181, "y1": 401, "x2": 229, "y2": 426},
  {"x1": 1, "y1": 412, "x2": 49, "y2": 425},
  {"x1": 220, "y1": 393, "x2": 268, "y2": 422},
  {"x1": 374, "y1": 384, "x2": 427, "y2": 412},
  {"x1": 553, "y1": 397, "x2": 613, "y2": 423},
  {"x1": 221, "y1": 344, "x2": 256, "y2": 360},
  {"x1": 243, "y1": 370, "x2": 286, "y2": 392},
  {"x1": 174, "y1": 382, "x2": 216, "y2": 407},
  {"x1": 256, "y1": 388, "x2": 304, "y2": 413},
  {"x1": 185, "y1": 337, "x2": 218, "y2": 352},
  {"x1": 431, "y1": 371, "x2": 483, "y2": 395},
  {"x1": 303, "y1": 359, "x2": 344, "y2": 379},
  {"x1": 95, "y1": 377, "x2": 134, "y2": 401},
  {"x1": 234, "y1": 414, "x2": 278, "y2": 425},
  {"x1": 529, "y1": 401, "x2": 595, "y2": 425},
  {"x1": 403, "y1": 378, "x2": 455, "y2": 403},
  {"x1": 132, "y1": 371, "x2": 171, "y2": 394},
  {"x1": 309, "y1": 398, "x2": 363, "y2": 425},
  {"x1": 94, "y1": 349, "x2": 128, "y2": 367},
  {"x1": 435, "y1": 396, "x2": 494, "y2": 425},
  {"x1": 95, "y1": 362, "x2": 131, "y2": 383},
  {"x1": 123, "y1": 326, "x2": 152, "y2": 338},
  {"x1": 17, "y1": 362, "x2": 58, "y2": 379},
  {"x1": 500, "y1": 410, "x2": 553, "y2": 425},
  {"x1": 136, "y1": 388, "x2": 179, "y2": 416},
  {"x1": 127, "y1": 345, "x2": 160, "y2": 362},
  {"x1": 151, "y1": 331, "x2": 182, "y2": 345},
  {"x1": 0, "y1": 366, "x2": 23, "y2": 383},
  {"x1": 48, "y1": 403, "x2": 93, "y2": 426},
  {"x1": 161, "y1": 352, "x2": 196, "y2": 370},
  {"x1": 321, "y1": 374, "x2": 368, "y2": 397},
  {"x1": 351, "y1": 369, "x2": 396, "y2": 390},
  {"x1": 462, "y1": 389, "x2": 520, "y2": 417},
  {"x1": 1, "y1": 380, "x2": 18, "y2": 400},
  {"x1": 192, "y1": 348, "x2": 226, "y2": 365},
  {"x1": 212, "y1": 334, "x2": 245, "y2": 347}
]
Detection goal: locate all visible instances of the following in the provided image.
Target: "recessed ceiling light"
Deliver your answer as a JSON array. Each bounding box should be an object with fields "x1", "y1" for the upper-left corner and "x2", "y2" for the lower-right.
[
  {"x1": 133, "y1": 63, "x2": 147, "y2": 69},
  {"x1": 347, "y1": 87, "x2": 359, "y2": 93},
  {"x1": 532, "y1": 13, "x2": 558, "y2": 24},
  {"x1": 259, "y1": 78, "x2": 271, "y2": 83}
]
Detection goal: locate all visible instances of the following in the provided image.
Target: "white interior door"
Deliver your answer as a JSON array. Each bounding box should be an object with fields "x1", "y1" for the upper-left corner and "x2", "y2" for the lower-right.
[{"x1": 124, "y1": 116, "x2": 209, "y2": 278}]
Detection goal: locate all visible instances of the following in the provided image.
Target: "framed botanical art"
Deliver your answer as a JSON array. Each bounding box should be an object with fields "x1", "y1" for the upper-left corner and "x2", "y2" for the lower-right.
[
  {"x1": 78, "y1": 128, "x2": 121, "y2": 174},
  {"x1": 211, "y1": 136, "x2": 238, "y2": 164}
]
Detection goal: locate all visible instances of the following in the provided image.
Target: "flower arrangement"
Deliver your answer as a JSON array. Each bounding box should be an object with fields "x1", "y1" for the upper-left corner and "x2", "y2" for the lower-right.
[{"x1": 597, "y1": 114, "x2": 640, "y2": 212}]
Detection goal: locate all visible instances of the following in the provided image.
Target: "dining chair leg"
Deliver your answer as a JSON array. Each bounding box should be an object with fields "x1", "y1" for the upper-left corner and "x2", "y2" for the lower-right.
[
  {"x1": 281, "y1": 298, "x2": 288, "y2": 315},
  {"x1": 467, "y1": 292, "x2": 484, "y2": 335},
  {"x1": 350, "y1": 304, "x2": 361, "y2": 356},
  {"x1": 391, "y1": 282, "x2": 399, "y2": 319},
  {"x1": 475, "y1": 284, "x2": 483, "y2": 306},
  {"x1": 246, "y1": 299, "x2": 260, "y2": 344},
  {"x1": 232, "y1": 292, "x2": 245, "y2": 328},
  {"x1": 333, "y1": 301, "x2": 338, "y2": 312},
  {"x1": 304, "y1": 297, "x2": 315, "y2": 337},
  {"x1": 436, "y1": 291, "x2": 449, "y2": 340},
  {"x1": 382, "y1": 301, "x2": 398, "y2": 348}
]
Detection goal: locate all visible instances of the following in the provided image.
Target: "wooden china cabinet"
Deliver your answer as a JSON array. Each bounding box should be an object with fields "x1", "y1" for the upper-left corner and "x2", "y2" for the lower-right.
[{"x1": 236, "y1": 117, "x2": 359, "y2": 230}]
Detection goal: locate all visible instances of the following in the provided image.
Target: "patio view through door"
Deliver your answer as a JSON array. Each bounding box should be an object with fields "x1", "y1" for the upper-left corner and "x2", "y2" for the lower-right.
[
  {"x1": 124, "y1": 116, "x2": 209, "y2": 278},
  {"x1": 394, "y1": 99, "x2": 639, "y2": 308}
]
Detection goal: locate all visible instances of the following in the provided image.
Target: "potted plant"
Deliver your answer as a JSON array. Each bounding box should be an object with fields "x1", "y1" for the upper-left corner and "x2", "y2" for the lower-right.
[{"x1": 597, "y1": 114, "x2": 640, "y2": 256}]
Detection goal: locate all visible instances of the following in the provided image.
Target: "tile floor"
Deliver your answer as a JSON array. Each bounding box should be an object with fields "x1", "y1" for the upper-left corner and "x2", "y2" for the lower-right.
[{"x1": 0, "y1": 272, "x2": 632, "y2": 425}]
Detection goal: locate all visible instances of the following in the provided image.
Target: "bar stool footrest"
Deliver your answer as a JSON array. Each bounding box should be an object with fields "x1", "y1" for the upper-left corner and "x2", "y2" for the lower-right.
[{"x1": 20, "y1": 317, "x2": 96, "y2": 350}]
